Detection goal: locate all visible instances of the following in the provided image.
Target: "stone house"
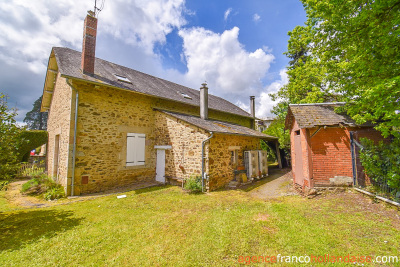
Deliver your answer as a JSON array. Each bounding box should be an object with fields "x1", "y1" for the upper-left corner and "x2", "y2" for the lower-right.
[
  {"x1": 285, "y1": 103, "x2": 382, "y2": 191},
  {"x1": 40, "y1": 12, "x2": 278, "y2": 196},
  {"x1": 255, "y1": 117, "x2": 275, "y2": 132}
]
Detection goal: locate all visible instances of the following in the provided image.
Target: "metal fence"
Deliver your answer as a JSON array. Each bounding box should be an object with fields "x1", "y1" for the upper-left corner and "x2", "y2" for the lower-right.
[{"x1": 350, "y1": 131, "x2": 399, "y2": 203}]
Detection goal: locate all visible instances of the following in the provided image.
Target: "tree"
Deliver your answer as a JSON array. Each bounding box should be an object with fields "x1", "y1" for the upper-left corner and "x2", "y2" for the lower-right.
[
  {"x1": 24, "y1": 96, "x2": 48, "y2": 130},
  {"x1": 18, "y1": 130, "x2": 48, "y2": 162},
  {"x1": 273, "y1": 0, "x2": 399, "y2": 138},
  {"x1": 272, "y1": 0, "x2": 399, "y2": 189},
  {"x1": 300, "y1": 0, "x2": 400, "y2": 137},
  {"x1": 263, "y1": 118, "x2": 291, "y2": 167},
  {"x1": 0, "y1": 93, "x2": 23, "y2": 180}
]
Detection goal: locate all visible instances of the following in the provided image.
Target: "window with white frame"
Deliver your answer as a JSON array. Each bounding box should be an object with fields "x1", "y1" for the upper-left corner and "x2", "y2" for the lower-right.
[
  {"x1": 126, "y1": 133, "x2": 146, "y2": 166},
  {"x1": 229, "y1": 146, "x2": 240, "y2": 166},
  {"x1": 230, "y1": 150, "x2": 238, "y2": 165}
]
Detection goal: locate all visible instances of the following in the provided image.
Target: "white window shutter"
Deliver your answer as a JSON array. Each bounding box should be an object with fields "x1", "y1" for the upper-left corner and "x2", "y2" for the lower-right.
[
  {"x1": 136, "y1": 134, "x2": 146, "y2": 165},
  {"x1": 126, "y1": 133, "x2": 136, "y2": 166},
  {"x1": 126, "y1": 133, "x2": 146, "y2": 166}
]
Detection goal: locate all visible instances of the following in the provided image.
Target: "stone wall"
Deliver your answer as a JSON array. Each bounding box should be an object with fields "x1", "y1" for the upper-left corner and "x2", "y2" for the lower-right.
[
  {"x1": 46, "y1": 73, "x2": 73, "y2": 191},
  {"x1": 70, "y1": 81, "x2": 157, "y2": 195},
  {"x1": 48, "y1": 75, "x2": 256, "y2": 194},
  {"x1": 155, "y1": 112, "x2": 208, "y2": 181},
  {"x1": 208, "y1": 134, "x2": 261, "y2": 190}
]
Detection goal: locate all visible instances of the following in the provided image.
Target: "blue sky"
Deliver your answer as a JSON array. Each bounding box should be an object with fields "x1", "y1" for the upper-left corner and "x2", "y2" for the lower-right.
[{"x1": 0, "y1": 0, "x2": 306, "y2": 122}]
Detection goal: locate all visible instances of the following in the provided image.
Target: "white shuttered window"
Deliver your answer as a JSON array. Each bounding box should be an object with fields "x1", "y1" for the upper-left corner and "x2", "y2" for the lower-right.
[{"x1": 126, "y1": 133, "x2": 146, "y2": 166}]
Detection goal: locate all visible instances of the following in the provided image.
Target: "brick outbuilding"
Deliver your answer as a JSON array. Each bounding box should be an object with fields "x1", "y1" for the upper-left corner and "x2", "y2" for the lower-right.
[{"x1": 285, "y1": 103, "x2": 381, "y2": 191}]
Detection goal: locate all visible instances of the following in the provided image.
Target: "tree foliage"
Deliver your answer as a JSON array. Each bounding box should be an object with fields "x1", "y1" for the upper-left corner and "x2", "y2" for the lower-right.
[
  {"x1": 0, "y1": 94, "x2": 23, "y2": 180},
  {"x1": 272, "y1": 0, "x2": 400, "y2": 187},
  {"x1": 303, "y1": 0, "x2": 400, "y2": 137},
  {"x1": 360, "y1": 138, "x2": 400, "y2": 195},
  {"x1": 18, "y1": 130, "x2": 48, "y2": 162},
  {"x1": 24, "y1": 96, "x2": 48, "y2": 130},
  {"x1": 263, "y1": 118, "x2": 291, "y2": 167},
  {"x1": 280, "y1": 0, "x2": 400, "y2": 137}
]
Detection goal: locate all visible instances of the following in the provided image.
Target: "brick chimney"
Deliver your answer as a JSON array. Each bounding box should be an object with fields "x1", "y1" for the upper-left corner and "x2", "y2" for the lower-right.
[
  {"x1": 81, "y1": 11, "x2": 97, "y2": 75},
  {"x1": 250, "y1": 96, "x2": 255, "y2": 118},
  {"x1": 200, "y1": 83, "x2": 208, "y2": 120}
]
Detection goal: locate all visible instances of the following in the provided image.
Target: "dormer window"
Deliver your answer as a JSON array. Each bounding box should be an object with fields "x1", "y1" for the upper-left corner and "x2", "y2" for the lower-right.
[{"x1": 114, "y1": 74, "x2": 132, "y2": 84}]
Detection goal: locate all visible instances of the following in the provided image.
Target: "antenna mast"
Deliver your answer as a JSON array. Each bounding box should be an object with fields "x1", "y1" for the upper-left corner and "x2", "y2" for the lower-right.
[{"x1": 94, "y1": 0, "x2": 105, "y2": 17}]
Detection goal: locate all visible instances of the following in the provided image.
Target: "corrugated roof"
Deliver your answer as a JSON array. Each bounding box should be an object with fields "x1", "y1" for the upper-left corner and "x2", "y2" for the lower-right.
[
  {"x1": 52, "y1": 47, "x2": 252, "y2": 118},
  {"x1": 159, "y1": 110, "x2": 277, "y2": 140},
  {"x1": 285, "y1": 103, "x2": 363, "y2": 129}
]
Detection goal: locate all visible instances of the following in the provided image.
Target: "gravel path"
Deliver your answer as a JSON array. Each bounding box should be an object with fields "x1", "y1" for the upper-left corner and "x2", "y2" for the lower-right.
[{"x1": 248, "y1": 168, "x2": 297, "y2": 199}]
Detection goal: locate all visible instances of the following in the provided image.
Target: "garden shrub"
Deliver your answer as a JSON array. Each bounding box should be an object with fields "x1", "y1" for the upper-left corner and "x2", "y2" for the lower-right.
[
  {"x1": 360, "y1": 137, "x2": 400, "y2": 199},
  {"x1": 18, "y1": 130, "x2": 48, "y2": 162},
  {"x1": 0, "y1": 180, "x2": 9, "y2": 191},
  {"x1": 44, "y1": 187, "x2": 66, "y2": 201},
  {"x1": 21, "y1": 174, "x2": 65, "y2": 200},
  {"x1": 0, "y1": 93, "x2": 23, "y2": 180},
  {"x1": 184, "y1": 174, "x2": 202, "y2": 193}
]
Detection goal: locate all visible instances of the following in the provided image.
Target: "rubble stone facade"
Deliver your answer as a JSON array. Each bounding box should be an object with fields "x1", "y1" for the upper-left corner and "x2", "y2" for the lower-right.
[{"x1": 47, "y1": 77, "x2": 262, "y2": 195}]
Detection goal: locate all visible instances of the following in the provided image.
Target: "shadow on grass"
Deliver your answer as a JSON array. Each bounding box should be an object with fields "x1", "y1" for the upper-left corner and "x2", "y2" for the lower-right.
[
  {"x1": 240, "y1": 167, "x2": 291, "y2": 192},
  {"x1": 0, "y1": 209, "x2": 83, "y2": 251}
]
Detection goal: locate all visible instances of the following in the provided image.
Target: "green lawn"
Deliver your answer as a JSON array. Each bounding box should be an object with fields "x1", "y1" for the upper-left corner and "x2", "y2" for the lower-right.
[{"x1": 0, "y1": 186, "x2": 399, "y2": 266}]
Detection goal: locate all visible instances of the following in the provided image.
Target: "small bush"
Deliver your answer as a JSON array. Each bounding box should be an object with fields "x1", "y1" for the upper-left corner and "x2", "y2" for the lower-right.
[
  {"x1": 360, "y1": 138, "x2": 400, "y2": 196},
  {"x1": 0, "y1": 180, "x2": 10, "y2": 191},
  {"x1": 21, "y1": 178, "x2": 40, "y2": 193},
  {"x1": 184, "y1": 174, "x2": 202, "y2": 193},
  {"x1": 21, "y1": 174, "x2": 65, "y2": 200},
  {"x1": 44, "y1": 187, "x2": 65, "y2": 201}
]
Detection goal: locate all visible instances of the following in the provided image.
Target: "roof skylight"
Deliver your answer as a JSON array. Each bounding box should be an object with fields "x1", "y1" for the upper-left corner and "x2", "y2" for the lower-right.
[
  {"x1": 114, "y1": 74, "x2": 132, "y2": 83},
  {"x1": 181, "y1": 92, "x2": 192, "y2": 99}
]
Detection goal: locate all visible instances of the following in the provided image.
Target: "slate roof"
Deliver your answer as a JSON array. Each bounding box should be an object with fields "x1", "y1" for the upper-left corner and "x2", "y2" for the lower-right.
[
  {"x1": 51, "y1": 47, "x2": 252, "y2": 118},
  {"x1": 159, "y1": 110, "x2": 277, "y2": 140},
  {"x1": 285, "y1": 103, "x2": 366, "y2": 129}
]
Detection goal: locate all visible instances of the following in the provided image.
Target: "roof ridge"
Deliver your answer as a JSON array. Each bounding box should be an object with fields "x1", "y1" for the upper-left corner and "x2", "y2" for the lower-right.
[{"x1": 52, "y1": 47, "x2": 252, "y2": 117}]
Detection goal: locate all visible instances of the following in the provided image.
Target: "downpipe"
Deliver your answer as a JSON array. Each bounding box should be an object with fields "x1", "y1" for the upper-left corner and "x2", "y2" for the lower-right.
[
  {"x1": 349, "y1": 131, "x2": 357, "y2": 186},
  {"x1": 66, "y1": 79, "x2": 79, "y2": 196},
  {"x1": 201, "y1": 132, "x2": 214, "y2": 192}
]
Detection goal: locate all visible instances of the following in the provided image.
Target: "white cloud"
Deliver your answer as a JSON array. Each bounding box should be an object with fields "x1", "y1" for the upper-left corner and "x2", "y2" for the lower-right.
[
  {"x1": 256, "y1": 69, "x2": 288, "y2": 118},
  {"x1": 253, "y1": 13, "x2": 261, "y2": 23},
  {"x1": 100, "y1": 0, "x2": 187, "y2": 53},
  {"x1": 0, "y1": 0, "x2": 89, "y2": 73},
  {"x1": 224, "y1": 8, "x2": 232, "y2": 21},
  {"x1": 178, "y1": 27, "x2": 274, "y2": 99},
  {"x1": 0, "y1": 0, "x2": 188, "y2": 122},
  {"x1": 0, "y1": 0, "x2": 188, "y2": 74},
  {"x1": 262, "y1": 46, "x2": 273, "y2": 53}
]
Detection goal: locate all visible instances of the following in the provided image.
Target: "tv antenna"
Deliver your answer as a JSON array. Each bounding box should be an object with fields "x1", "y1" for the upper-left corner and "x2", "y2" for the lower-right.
[{"x1": 94, "y1": 0, "x2": 105, "y2": 17}]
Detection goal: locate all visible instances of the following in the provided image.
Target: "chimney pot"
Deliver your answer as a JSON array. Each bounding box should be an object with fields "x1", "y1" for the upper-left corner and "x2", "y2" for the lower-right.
[
  {"x1": 200, "y1": 83, "x2": 209, "y2": 120},
  {"x1": 81, "y1": 11, "x2": 98, "y2": 75}
]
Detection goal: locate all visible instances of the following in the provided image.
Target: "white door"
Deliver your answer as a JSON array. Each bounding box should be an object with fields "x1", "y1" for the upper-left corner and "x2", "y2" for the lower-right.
[{"x1": 156, "y1": 149, "x2": 166, "y2": 183}]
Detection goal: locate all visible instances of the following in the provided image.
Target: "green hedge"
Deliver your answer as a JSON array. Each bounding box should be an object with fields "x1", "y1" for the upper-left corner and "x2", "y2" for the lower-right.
[
  {"x1": 19, "y1": 130, "x2": 48, "y2": 162},
  {"x1": 360, "y1": 138, "x2": 400, "y2": 194}
]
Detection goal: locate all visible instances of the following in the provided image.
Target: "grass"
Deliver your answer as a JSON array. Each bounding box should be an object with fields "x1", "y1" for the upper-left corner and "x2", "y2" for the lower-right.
[{"x1": 0, "y1": 186, "x2": 399, "y2": 266}]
